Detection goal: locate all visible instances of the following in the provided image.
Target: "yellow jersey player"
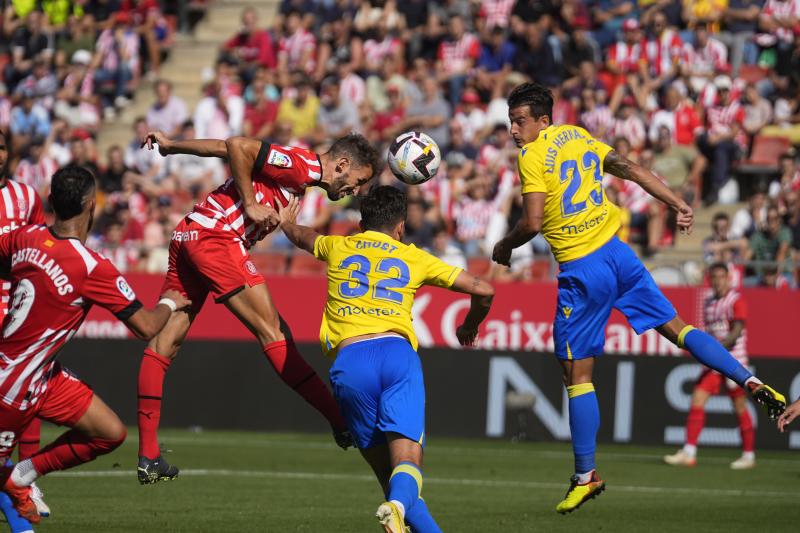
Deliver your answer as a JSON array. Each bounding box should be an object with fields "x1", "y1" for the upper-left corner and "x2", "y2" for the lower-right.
[
  {"x1": 491, "y1": 82, "x2": 786, "y2": 514},
  {"x1": 279, "y1": 186, "x2": 494, "y2": 533}
]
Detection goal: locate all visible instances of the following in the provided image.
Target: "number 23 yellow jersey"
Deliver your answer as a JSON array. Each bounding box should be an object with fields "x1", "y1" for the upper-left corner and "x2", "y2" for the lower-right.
[
  {"x1": 518, "y1": 124, "x2": 621, "y2": 263},
  {"x1": 313, "y1": 230, "x2": 462, "y2": 358}
]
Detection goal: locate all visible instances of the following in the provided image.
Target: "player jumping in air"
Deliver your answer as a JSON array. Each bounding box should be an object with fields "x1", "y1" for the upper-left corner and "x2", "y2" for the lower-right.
[
  {"x1": 491, "y1": 82, "x2": 786, "y2": 514},
  {"x1": 0, "y1": 127, "x2": 50, "y2": 520},
  {"x1": 0, "y1": 166, "x2": 191, "y2": 523},
  {"x1": 136, "y1": 131, "x2": 380, "y2": 483},
  {"x1": 279, "y1": 186, "x2": 494, "y2": 533},
  {"x1": 664, "y1": 263, "x2": 756, "y2": 469}
]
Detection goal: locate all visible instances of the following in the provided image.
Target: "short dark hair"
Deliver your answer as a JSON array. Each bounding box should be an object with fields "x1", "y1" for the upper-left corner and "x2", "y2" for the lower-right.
[
  {"x1": 712, "y1": 212, "x2": 729, "y2": 223},
  {"x1": 50, "y1": 166, "x2": 96, "y2": 220},
  {"x1": 360, "y1": 186, "x2": 406, "y2": 232},
  {"x1": 709, "y1": 262, "x2": 728, "y2": 273},
  {"x1": 507, "y1": 82, "x2": 554, "y2": 121},
  {"x1": 328, "y1": 133, "x2": 382, "y2": 177}
]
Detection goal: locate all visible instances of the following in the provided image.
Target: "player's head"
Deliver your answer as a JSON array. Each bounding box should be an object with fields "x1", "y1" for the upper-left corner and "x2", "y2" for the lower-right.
[
  {"x1": 0, "y1": 127, "x2": 9, "y2": 179},
  {"x1": 507, "y1": 82, "x2": 553, "y2": 147},
  {"x1": 708, "y1": 262, "x2": 730, "y2": 296},
  {"x1": 322, "y1": 133, "x2": 381, "y2": 201},
  {"x1": 359, "y1": 185, "x2": 407, "y2": 240},
  {"x1": 49, "y1": 165, "x2": 97, "y2": 235}
]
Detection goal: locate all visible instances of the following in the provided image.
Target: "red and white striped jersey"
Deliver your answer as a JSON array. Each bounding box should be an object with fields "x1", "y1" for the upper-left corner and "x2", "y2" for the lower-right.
[
  {"x1": 0, "y1": 225, "x2": 142, "y2": 410},
  {"x1": 437, "y1": 34, "x2": 480, "y2": 75},
  {"x1": 645, "y1": 29, "x2": 683, "y2": 77},
  {"x1": 0, "y1": 180, "x2": 45, "y2": 318},
  {"x1": 580, "y1": 105, "x2": 615, "y2": 142},
  {"x1": 607, "y1": 40, "x2": 645, "y2": 74},
  {"x1": 682, "y1": 38, "x2": 729, "y2": 77},
  {"x1": 454, "y1": 197, "x2": 496, "y2": 242},
  {"x1": 703, "y1": 289, "x2": 747, "y2": 363},
  {"x1": 706, "y1": 100, "x2": 747, "y2": 147},
  {"x1": 278, "y1": 29, "x2": 317, "y2": 74},
  {"x1": 363, "y1": 37, "x2": 402, "y2": 69},
  {"x1": 609, "y1": 115, "x2": 647, "y2": 150},
  {"x1": 479, "y1": 0, "x2": 515, "y2": 28},
  {"x1": 13, "y1": 157, "x2": 58, "y2": 197},
  {"x1": 758, "y1": 0, "x2": 800, "y2": 45},
  {"x1": 188, "y1": 144, "x2": 321, "y2": 248}
]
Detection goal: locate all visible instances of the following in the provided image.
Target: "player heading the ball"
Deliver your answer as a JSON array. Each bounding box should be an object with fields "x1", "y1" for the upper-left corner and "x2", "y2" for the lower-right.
[
  {"x1": 279, "y1": 186, "x2": 494, "y2": 533},
  {"x1": 135, "y1": 131, "x2": 381, "y2": 484},
  {"x1": 0, "y1": 166, "x2": 191, "y2": 523},
  {"x1": 492, "y1": 82, "x2": 786, "y2": 515}
]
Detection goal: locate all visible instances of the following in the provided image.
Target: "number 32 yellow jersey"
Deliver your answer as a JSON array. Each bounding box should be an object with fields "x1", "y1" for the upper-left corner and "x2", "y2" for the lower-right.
[
  {"x1": 518, "y1": 124, "x2": 621, "y2": 263},
  {"x1": 313, "y1": 230, "x2": 462, "y2": 358}
]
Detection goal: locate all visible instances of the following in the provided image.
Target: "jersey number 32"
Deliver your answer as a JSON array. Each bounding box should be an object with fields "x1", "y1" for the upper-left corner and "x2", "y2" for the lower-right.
[{"x1": 338, "y1": 255, "x2": 410, "y2": 304}]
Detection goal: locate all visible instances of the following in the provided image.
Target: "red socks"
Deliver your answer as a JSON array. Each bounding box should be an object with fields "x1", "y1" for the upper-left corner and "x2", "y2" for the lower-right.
[
  {"x1": 685, "y1": 406, "x2": 705, "y2": 446},
  {"x1": 138, "y1": 349, "x2": 172, "y2": 459},
  {"x1": 30, "y1": 429, "x2": 125, "y2": 476},
  {"x1": 17, "y1": 419, "x2": 41, "y2": 461},
  {"x1": 263, "y1": 340, "x2": 346, "y2": 430},
  {"x1": 738, "y1": 410, "x2": 755, "y2": 453}
]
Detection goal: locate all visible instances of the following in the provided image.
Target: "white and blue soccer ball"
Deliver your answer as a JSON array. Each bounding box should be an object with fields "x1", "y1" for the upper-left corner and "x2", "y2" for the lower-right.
[{"x1": 387, "y1": 131, "x2": 441, "y2": 185}]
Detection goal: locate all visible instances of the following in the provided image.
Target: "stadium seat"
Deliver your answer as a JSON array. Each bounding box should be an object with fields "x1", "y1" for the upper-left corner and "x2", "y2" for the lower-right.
[
  {"x1": 289, "y1": 252, "x2": 326, "y2": 276},
  {"x1": 329, "y1": 219, "x2": 360, "y2": 236},
  {"x1": 467, "y1": 257, "x2": 492, "y2": 277},
  {"x1": 741, "y1": 135, "x2": 790, "y2": 167},
  {"x1": 250, "y1": 252, "x2": 287, "y2": 275},
  {"x1": 738, "y1": 65, "x2": 768, "y2": 85}
]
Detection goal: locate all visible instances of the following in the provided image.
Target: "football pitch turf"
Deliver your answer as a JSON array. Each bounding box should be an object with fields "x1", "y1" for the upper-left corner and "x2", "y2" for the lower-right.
[{"x1": 23, "y1": 428, "x2": 799, "y2": 532}]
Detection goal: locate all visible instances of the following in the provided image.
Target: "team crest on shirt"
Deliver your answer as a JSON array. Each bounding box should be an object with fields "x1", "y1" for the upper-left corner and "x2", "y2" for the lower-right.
[
  {"x1": 245, "y1": 261, "x2": 258, "y2": 275},
  {"x1": 267, "y1": 149, "x2": 292, "y2": 168},
  {"x1": 116, "y1": 276, "x2": 136, "y2": 301},
  {"x1": 17, "y1": 197, "x2": 26, "y2": 215}
]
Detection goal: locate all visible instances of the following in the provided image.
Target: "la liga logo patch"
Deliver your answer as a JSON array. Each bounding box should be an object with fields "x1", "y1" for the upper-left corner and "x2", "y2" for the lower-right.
[
  {"x1": 116, "y1": 276, "x2": 136, "y2": 301},
  {"x1": 267, "y1": 149, "x2": 292, "y2": 168}
]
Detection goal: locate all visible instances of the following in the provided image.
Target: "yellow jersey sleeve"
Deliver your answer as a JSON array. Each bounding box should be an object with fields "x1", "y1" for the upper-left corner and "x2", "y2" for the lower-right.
[
  {"x1": 590, "y1": 138, "x2": 613, "y2": 169},
  {"x1": 313, "y1": 234, "x2": 340, "y2": 261},
  {"x1": 519, "y1": 145, "x2": 548, "y2": 195},
  {"x1": 416, "y1": 248, "x2": 463, "y2": 288}
]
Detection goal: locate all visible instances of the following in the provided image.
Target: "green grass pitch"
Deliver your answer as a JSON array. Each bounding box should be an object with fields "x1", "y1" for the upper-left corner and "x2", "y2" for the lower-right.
[{"x1": 20, "y1": 428, "x2": 799, "y2": 532}]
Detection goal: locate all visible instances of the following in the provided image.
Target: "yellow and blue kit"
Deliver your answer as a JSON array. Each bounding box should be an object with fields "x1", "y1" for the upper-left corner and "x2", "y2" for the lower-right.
[
  {"x1": 518, "y1": 124, "x2": 676, "y2": 360},
  {"x1": 313, "y1": 230, "x2": 462, "y2": 449}
]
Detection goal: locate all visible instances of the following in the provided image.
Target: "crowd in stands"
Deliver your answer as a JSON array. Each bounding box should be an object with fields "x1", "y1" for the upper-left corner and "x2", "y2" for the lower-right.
[{"x1": 2, "y1": 0, "x2": 800, "y2": 288}]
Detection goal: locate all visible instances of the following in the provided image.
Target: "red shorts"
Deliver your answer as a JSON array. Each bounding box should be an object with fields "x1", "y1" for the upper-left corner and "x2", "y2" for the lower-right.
[
  {"x1": 695, "y1": 368, "x2": 745, "y2": 398},
  {"x1": 162, "y1": 218, "x2": 265, "y2": 314},
  {"x1": 0, "y1": 364, "x2": 93, "y2": 459}
]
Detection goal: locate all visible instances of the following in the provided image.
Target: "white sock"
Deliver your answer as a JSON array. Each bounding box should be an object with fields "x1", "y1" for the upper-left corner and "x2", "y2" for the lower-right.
[
  {"x1": 389, "y1": 500, "x2": 405, "y2": 520},
  {"x1": 575, "y1": 470, "x2": 593, "y2": 484},
  {"x1": 742, "y1": 451, "x2": 755, "y2": 461},
  {"x1": 682, "y1": 444, "x2": 697, "y2": 458},
  {"x1": 744, "y1": 376, "x2": 762, "y2": 388},
  {"x1": 10, "y1": 459, "x2": 39, "y2": 487}
]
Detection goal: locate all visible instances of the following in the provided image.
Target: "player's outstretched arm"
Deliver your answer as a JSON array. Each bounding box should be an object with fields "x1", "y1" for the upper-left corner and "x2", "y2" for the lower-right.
[
  {"x1": 124, "y1": 290, "x2": 192, "y2": 341},
  {"x1": 604, "y1": 150, "x2": 694, "y2": 235},
  {"x1": 278, "y1": 196, "x2": 320, "y2": 254},
  {"x1": 226, "y1": 136, "x2": 280, "y2": 229},
  {"x1": 141, "y1": 131, "x2": 227, "y2": 159},
  {"x1": 778, "y1": 398, "x2": 800, "y2": 432},
  {"x1": 492, "y1": 192, "x2": 545, "y2": 266},
  {"x1": 449, "y1": 271, "x2": 495, "y2": 346}
]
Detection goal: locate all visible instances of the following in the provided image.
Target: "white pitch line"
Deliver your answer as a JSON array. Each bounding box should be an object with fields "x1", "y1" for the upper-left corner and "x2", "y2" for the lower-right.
[
  {"x1": 130, "y1": 435, "x2": 800, "y2": 467},
  {"x1": 48, "y1": 469, "x2": 796, "y2": 499}
]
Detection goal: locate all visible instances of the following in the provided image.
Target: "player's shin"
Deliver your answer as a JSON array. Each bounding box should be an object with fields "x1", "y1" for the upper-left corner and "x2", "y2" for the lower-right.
[
  {"x1": 684, "y1": 405, "x2": 705, "y2": 456},
  {"x1": 404, "y1": 498, "x2": 443, "y2": 533},
  {"x1": 677, "y1": 327, "x2": 753, "y2": 386},
  {"x1": 16, "y1": 420, "x2": 40, "y2": 462},
  {"x1": 739, "y1": 410, "x2": 755, "y2": 454},
  {"x1": 137, "y1": 348, "x2": 172, "y2": 459},
  {"x1": 263, "y1": 340, "x2": 346, "y2": 430},
  {"x1": 387, "y1": 462, "x2": 423, "y2": 521},
  {"x1": 567, "y1": 383, "x2": 600, "y2": 482}
]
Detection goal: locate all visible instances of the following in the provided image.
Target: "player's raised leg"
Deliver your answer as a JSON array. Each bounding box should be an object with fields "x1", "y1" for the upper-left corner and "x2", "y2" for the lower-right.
[
  {"x1": 223, "y1": 283, "x2": 348, "y2": 438},
  {"x1": 137, "y1": 309, "x2": 196, "y2": 484},
  {"x1": 657, "y1": 316, "x2": 786, "y2": 418}
]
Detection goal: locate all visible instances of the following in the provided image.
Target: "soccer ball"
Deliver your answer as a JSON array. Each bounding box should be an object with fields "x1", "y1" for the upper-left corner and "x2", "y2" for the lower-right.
[{"x1": 387, "y1": 131, "x2": 441, "y2": 185}]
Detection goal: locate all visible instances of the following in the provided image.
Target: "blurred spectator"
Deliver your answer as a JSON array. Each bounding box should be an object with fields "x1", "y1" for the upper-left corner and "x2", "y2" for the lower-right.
[
  {"x1": 222, "y1": 7, "x2": 276, "y2": 85},
  {"x1": 278, "y1": 11, "x2": 317, "y2": 81},
  {"x1": 370, "y1": 82, "x2": 406, "y2": 143},
  {"x1": 591, "y1": 0, "x2": 637, "y2": 49},
  {"x1": 402, "y1": 77, "x2": 450, "y2": 148},
  {"x1": 746, "y1": 205, "x2": 793, "y2": 285},
  {"x1": 94, "y1": 12, "x2": 139, "y2": 116},
  {"x1": 682, "y1": 24, "x2": 729, "y2": 95},
  {"x1": 651, "y1": 125, "x2": 707, "y2": 205},
  {"x1": 317, "y1": 76, "x2": 361, "y2": 142},
  {"x1": 476, "y1": 25, "x2": 516, "y2": 92},
  {"x1": 428, "y1": 224, "x2": 467, "y2": 270},
  {"x1": 54, "y1": 49, "x2": 100, "y2": 131},
  {"x1": 436, "y1": 15, "x2": 479, "y2": 105},
  {"x1": 91, "y1": 219, "x2": 141, "y2": 273},
  {"x1": 99, "y1": 145, "x2": 134, "y2": 194},
  {"x1": 5, "y1": 10, "x2": 53, "y2": 90},
  {"x1": 742, "y1": 83, "x2": 773, "y2": 140},
  {"x1": 756, "y1": 0, "x2": 800, "y2": 74},
  {"x1": 15, "y1": 59, "x2": 58, "y2": 107},
  {"x1": 276, "y1": 74, "x2": 319, "y2": 139},
  {"x1": 194, "y1": 79, "x2": 244, "y2": 139},
  {"x1": 10, "y1": 91, "x2": 51, "y2": 151},
  {"x1": 243, "y1": 75, "x2": 279, "y2": 139},
  {"x1": 164, "y1": 121, "x2": 225, "y2": 195},
  {"x1": 769, "y1": 153, "x2": 800, "y2": 205},
  {"x1": 13, "y1": 136, "x2": 56, "y2": 198},
  {"x1": 146, "y1": 80, "x2": 188, "y2": 138},
  {"x1": 648, "y1": 85, "x2": 702, "y2": 145},
  {"x1": 719, "y1": 0, "x2": 763, "y2": 76},
  {"x1": 514, "y1": 22, "x2": 560, "y2": 88},
  {"x1": 683, "y1": 0, "x2": 727, "y2": 31},
  {"x1": 125, "y1": 116, "x2": 167, "y2": 183},
  {"x1": 404, "y1": 199, "x2": 436, "y2": 249},
  {"x1": 696, "y1": 75, "x2": 745, "y2": 204},
  {"x1": 579, "y1": 87, "x2": 614, "y2": 142},
  {"x1": 453, "y1": 174, "x2": 498, "y2": 256},
  {"x1": 45, "y1": 118, "x2": 72, "y2": 166},
  {"x1": 453, "y1": 89, "x2": 487, "y2": 144},
  {"x1": 703, "y1": 212, "x2": 747, "y2": 263},
  {"x1": 610, "y1": 99, "x2": 646, "y2": 150},
  {"x1": 645, "y1": 11, "x2": 684, "y2": 87},
  {"x1": 731, "y1": 190, "x2": 768, "y2": 239}
]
